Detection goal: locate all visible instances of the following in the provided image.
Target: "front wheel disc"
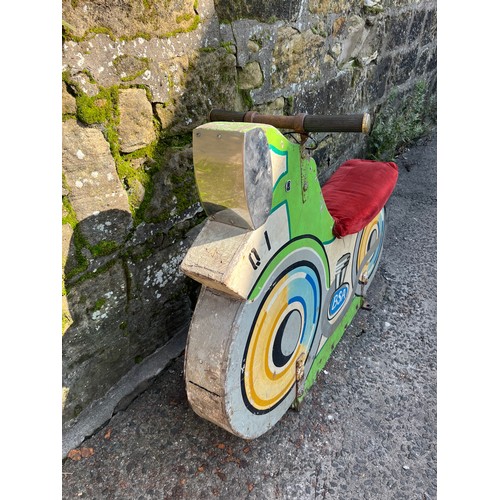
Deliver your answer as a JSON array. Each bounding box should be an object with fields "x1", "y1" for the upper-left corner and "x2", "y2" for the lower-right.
[{"x1": 185, "y1": 241, "x2": 328, "y2": 439}]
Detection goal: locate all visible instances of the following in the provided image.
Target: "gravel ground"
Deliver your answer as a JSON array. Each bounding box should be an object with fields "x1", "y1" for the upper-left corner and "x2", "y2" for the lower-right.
[{"x1": 62, "y1": 129, "x2": 437, "y2": 500}]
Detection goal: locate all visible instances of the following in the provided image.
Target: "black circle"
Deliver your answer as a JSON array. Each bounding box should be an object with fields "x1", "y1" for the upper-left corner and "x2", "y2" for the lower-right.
[{"x1": 272, "y1": 309, "x2": 302, "y2": 368}]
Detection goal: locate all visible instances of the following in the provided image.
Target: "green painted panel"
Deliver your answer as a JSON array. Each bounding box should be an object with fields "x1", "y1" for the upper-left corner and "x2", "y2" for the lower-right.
[
  {"x1": 296, "y1": 295, "x2": 364, "y2": 404},
  {"x1": 263, "y1": 127, "x2": 335, "y2": 245}
]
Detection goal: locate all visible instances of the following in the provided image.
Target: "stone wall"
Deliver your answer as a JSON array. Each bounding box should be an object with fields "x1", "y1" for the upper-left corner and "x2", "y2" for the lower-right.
[{"x1": 62, "y1": 0, "x2": 437, "y2": 444}]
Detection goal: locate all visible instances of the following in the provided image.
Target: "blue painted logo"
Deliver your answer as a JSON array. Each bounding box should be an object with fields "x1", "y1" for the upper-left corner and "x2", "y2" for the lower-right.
[{"x1": 329, "y1": 284, "x2": 349, "y2": 318}]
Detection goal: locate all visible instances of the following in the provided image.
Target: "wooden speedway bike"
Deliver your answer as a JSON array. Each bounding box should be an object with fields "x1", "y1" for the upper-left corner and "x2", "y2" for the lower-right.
[{"x1": 180, "y1": 109, "x2": 398, "y2": 439}]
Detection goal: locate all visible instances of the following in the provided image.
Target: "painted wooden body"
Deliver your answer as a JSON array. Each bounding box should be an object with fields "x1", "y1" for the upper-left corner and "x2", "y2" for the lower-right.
[{"x1": 181, "y1": 122, "x2": 385, "y2": 438}]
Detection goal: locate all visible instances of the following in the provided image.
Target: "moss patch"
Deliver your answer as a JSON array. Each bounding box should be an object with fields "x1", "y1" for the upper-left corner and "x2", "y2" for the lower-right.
[
  {"x1": 93, "y1": 297, "x2": 106, "y2": 311},
  {"x1": 220, "y1": 41, "x2": 235, "y2": 54},
  {"x1": 239, "y1": 89, "x2": 254, "y2": 110},
  {"x1": 76, "y1": 87, "x2": 115, "y2": 125},
  {"x1": 367, "y1": 80, "x2": 435, "y2": 161},
  {"x1": 62, "y1": 195, "x2": 90, "y2": 278},
  {"x1": 69, "y1": 257, "x2": 118, "y2": 289},
  {"x1": 90, "y1": 240, "x2": 120, "y2": 258},
  {"x1": 134, "y1": 132, "x2": 193, "y2": 223},
  {"x1": 171, "y1": 170, "x2": 198, "y2": 214},
  {"x1": 62, "y1": 195, "x2": 78, "y2": 228},
  {"x1": 163, "y1": 15, "x2": 200, "y2": 38}
]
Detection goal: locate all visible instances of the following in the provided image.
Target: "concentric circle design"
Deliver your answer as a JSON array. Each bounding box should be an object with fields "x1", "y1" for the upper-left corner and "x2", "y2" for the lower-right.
[
  {"x1": 188, "y1": 239, "x2": 329, "y2": 439},
  {"x1": 353, "y1": 208, "x2": 386, "y2": 294},
  {"x1": 241, "y1": 261, "x2": 321, "y2": 414}
]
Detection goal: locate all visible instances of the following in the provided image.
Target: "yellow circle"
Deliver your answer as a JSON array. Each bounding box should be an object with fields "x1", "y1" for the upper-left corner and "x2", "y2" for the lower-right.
[
  {"x1": 357, "y1": 214, "x2": 380, "y2": 276},
  {"x1": 245, "y1": 276, "x2": 305, "y2": 410}
]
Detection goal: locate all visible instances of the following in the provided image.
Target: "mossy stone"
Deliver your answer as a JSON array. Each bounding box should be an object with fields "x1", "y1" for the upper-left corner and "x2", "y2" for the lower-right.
[{"x1": 62, "y1": 0, "x2": 197, "y2": 40}]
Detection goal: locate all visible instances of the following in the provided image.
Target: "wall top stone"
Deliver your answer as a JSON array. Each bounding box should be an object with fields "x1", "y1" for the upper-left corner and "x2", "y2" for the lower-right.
[
  {"x1": 62, "y1": 9, "x2": 220, "y2": 103},
  {"x1": 62, "y1": 0, "x2": 196, "y2": 40}
]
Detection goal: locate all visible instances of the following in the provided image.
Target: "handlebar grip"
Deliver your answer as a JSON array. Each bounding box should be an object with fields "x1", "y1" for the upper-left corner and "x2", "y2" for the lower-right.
[
  {"x1": 303, "y1": 114, "x2": 371, "y2": 134},
  {"x1": 208, "y1": 109, "x2": 371, "y2": 134}
]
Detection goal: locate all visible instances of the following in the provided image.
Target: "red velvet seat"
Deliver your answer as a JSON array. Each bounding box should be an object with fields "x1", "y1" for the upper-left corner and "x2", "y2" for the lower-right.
[{"x1": 321, "y1": 159, "x2": 398, "y2": 238}]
